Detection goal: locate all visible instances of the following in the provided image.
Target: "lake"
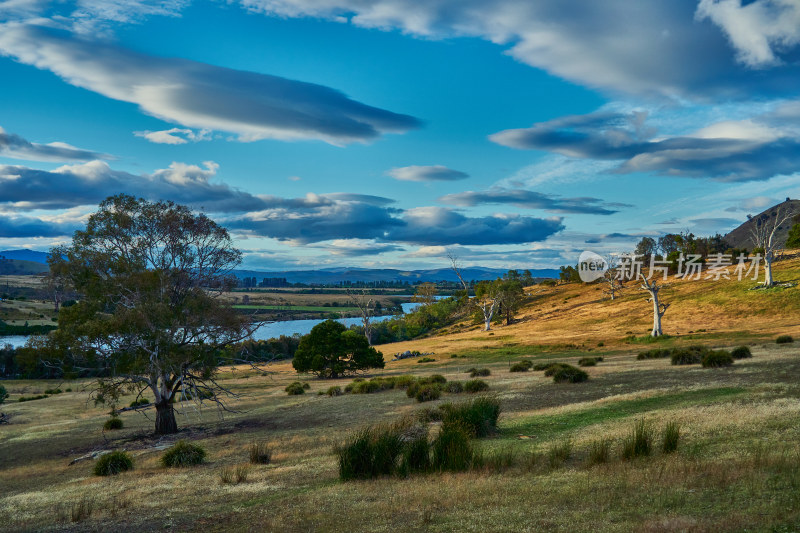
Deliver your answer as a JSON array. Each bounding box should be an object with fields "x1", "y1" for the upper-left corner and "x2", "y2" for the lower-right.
[{"x1": 0, "y1": 301, "x2": 428, "y2": 348}]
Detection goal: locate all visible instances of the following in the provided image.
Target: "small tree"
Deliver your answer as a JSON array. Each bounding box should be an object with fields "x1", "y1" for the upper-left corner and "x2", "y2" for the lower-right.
[
  {"x1": 639, "y1": 274, "x2": 669, "y2": 337},
  {"x1": 750, "y1": 206, "x2": 797, "y2": 286},
  {"x1": 474, "y1": 280, "x2": 500, "y2": 331},
  {"x1": 786, "y1": 221, "x2": 800, "y2": 249},
  {"x1": 602, "y1": 255, "x2": 624, "y2": 300},
  {"x1": 496, "y1": 278, "x2": 524, "y2": 325},
  {"x1": 292, "y1": 319, "x2": 384, "y2": 378},
  {"x1": 40, "y1": 195, "x2": 254, "y2": 435},
  {"x1": 412, "y1": 282, "x2": 438, "y2": 306},
  {"x1": 346, "y1": 288, "x2": 376, "y2": 345}
]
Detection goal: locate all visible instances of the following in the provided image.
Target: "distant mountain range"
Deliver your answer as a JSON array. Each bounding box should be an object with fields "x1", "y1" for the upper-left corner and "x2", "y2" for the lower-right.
[
  {"x1": 0, "y1": 249, "x2": 558, "y2": 283},
  {"x1": 724, "y1": 198, "x2": 800, "y2": 250}
]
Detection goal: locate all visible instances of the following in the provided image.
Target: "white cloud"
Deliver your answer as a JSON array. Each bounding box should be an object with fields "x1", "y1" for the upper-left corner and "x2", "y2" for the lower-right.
[
  {"x1": 0, "y1": 124, "x2": 108, "y2": 162},
  {"x1": 0, "y1": 24, "x2": 421, "y2": 145},
  {"x1": 134, "y1": 128, "x2": 212, "y2": 145},
  {"x1": 386, "y1": 165, "x2": 468, "y2": 182}
]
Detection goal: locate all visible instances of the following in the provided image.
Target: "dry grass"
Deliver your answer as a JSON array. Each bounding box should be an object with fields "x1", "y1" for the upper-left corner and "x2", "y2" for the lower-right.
[{"x1": 1, "y1": 260, "x2": 800, "y2": 531}]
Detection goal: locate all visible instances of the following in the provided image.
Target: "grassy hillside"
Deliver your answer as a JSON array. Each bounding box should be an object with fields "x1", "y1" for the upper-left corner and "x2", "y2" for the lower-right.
[{"x1": 1, "y1": 259, "x2": 799, "y2": 531}]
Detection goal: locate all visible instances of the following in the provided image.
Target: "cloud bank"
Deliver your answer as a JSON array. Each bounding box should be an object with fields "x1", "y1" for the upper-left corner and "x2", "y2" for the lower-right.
[{"x1": 439, "y1": 187, "x2": 629, "y2": 215}]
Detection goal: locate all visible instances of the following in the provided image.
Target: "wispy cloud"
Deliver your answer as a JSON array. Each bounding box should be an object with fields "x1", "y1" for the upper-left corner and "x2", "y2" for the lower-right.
[
  {"x1": 438, "y1": 187, "x2": 629, "y2": 215},
  {"x1": 134, "y1": 128, "x2": 212, "y2": 145},
  {"x1": 0, "y1": 125, "x2": 108, "y2": 162},
  {"x1": 386, "y1": 165, "x2": 468, "y2": 182},
  {"x1": 0, "y1": 24, "x2": 421, "y2": 145}
]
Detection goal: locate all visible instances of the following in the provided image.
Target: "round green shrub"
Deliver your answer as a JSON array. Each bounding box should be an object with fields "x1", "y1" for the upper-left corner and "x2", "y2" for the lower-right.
[
  {"x1": 578, "y1": 357, "x2": 598, "y2": 367},
  {"x1": 285, "y1": 382, "x2": 306, "y2": 395},
  {"x1": 509, "y1": 362, "x2": 530, "y2": 372},
  {"x1": 103, "y1": 417, "x2": 124, "y2": 430},
  {"x1": 468, "y1": 368, "x2": 491, "y2": 378},
  {"x1": 415, "y1": 384, "x2": 442, "y2": 403},
  {"x1": 445, "y1": 381, "x2": 464, "y2": 393},
  {"x1": 161, "y1": 440, "x2": 206, "y2": 467},
  {"x1": 731, "y1": 346, "x2": 752, "y2": 359},
  {"x1": 543, "y1": 363, "x2": 570, "y2": 376},
  {"x1": 776, "y1": 335, "x2": 794, "y2": 344},
  {"x1": 129, "y1": 398, "x2": 150, "y2": 408},
  {"x1": 94, "y1": 450, "x2": 133, "y2": 476},
  {"x1": 427, "y1": 374, "x2": 448, "y2": 384},
  {"x1": 670, "y1": 345, "x2": 708, "y2": 365},
  {"x1": 701, "y1": 350, "x2": 734, "y2": 368},
  {"x1": 551, "y1": 364, "x2": 589, "y2": 383},
  {"x1": 463, "y1": 379, "x2": 489, "y2": 393},
  {"x1": 326, "y1": 385, "x2": 343, "y2": 396}
]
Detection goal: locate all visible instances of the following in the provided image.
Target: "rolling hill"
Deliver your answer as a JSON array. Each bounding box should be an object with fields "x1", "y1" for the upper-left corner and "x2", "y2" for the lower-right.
[{"x1": 724, "y1": 198, "x2": 800, "y2": 250}]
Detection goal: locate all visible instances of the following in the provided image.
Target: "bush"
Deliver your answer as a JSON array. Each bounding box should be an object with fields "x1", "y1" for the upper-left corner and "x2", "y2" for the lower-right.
[
  {"x1": 337, "y1": 423, "x2": 406, "y2": 480},
  {"x1": 731, "y1": 346, "x2": 752, "y2": 359},
  {"x1": 622, "y1": 419, "x2": 653, "y2": 459},
  {"x1": 587, "y1": 438, "x2": 611, "y2": 465},
  {"x1": 463, "y1": 379, "x2": 489, "y2": 393},
  {"x1": 440, "y1": 397, "x2": 501, "y2": 438},
  {"x1": 637, "y1": 348, "x2": 672, "y2": 360},
  {"x1": 702, "y1": 350, "x2": 734, "y2": 368},
  {"x1": 776, "y1": 335, "x2": 794, "y2": 344},
  {"x1": 468, "y1": 368, "x2": 491, "y2": 377},
  {"x1": 416, "y1": 357, "x2": 435, "y2": 363},
  {"x1": 431, "y1": 423, "x2": 474, "y2": 472},
  {"x1": 249, "y1": 441, "x2": 272, "y2": 464},
  {"x1": 533, "y1": 362, "x2": 555, "y2": 371},
  {"x1": 551, "y1": 364, "x2": 588, "y2": 383},
  {"x1": 44, "y1": 388, "x2": 63, "y2": 395},
  {"x1": 0, "y1": 384, "x2": 7, "y2": 405},
  {"x1": 578, "y1": 357, "x2": 598, "y2": 367},
  {"x1": 161, "y1": 440, "x2": 206, "y2": 467},
  {"x1": 509, "y1": 361, "x2": 532, "y2": 372},
  {"x1": 326, "y1": 385, "x2": 343, "y2": 396},
  {"x1": 543, "y1": 363, "x2": 569, "y2": 376},
  {"x1": 426, "y1": 374, "x2": 448, "y2": 384},
  {"x1": 415, "y1": 384, "x2": 442, "y2": 402},
  {"x1": 285, "y1": 382, "x2": 306, "y2": 395},
  {"x1": 94, "y1": 451, "x2": 133, "y2": 476},
  {"x1": 18, "y1": 394, "x2": 47, "y2": 402},
  {"x1": 103, "y1": 417, "x2": 124, "y2": 430},
  {"x1": 129, "y1": 398, "x2": 150, "y2": 407},
  {"x1": 445, "y1": 381, "x2": 464, "y2": 393},
  {"x1": 662, "y1": 421, "x2": 680, "y2": 454},
  {"x1": 670, "y1": 345, "x2": 708, "y2": 365}
]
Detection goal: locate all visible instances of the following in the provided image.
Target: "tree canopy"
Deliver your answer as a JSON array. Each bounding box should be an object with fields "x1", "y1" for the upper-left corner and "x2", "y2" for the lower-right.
[
  {"x1": 41, "y1": 194, "x2": 253, "y2": 434},
  {"x1": 292, "y1": 320, "x2": 384, "y2": 378}
]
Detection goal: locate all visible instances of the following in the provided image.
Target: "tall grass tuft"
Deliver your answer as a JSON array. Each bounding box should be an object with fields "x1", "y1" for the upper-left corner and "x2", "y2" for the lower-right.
[
  {"x1": 336, "y1": 422, "x2": 405, "y2": 480},
  {"x1": 440, "y1": 397, "x2": 501, "y2": 438},
  {"x1": 662, "y1": 421, "x2": 681, "y2": 454},
  {"x1": 622, "y1": 419, "x2": 653, "y2": 459},
  {"x1": 94, "y1": 450, "x2": 133, "y2": 476},
  {"x1": 161, "y1": 440, "x2": 206, "y2": 467},
  {"x1": 547, "y1": 439, "x2": 573, "y2": 468},
  {"x1": 463, "y1": 379, "x2": 490, "y2": 393},
  {"x1": 587, "y1": 438, "x2": 612, "y2": 465},
  {"x1": 249, "y1": 441, "x2": 272, "y2": 464},
  {"x1": 400, "y1": 435, "x2": 431, "y2": 475},
  {"x1": 431, "y1": 423, "x2": 474, "y2": 472}
]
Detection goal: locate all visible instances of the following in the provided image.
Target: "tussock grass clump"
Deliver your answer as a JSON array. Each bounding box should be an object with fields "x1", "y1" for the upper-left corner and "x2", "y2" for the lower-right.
[
  {"x1": 18, "y1": 394, "x2": 48, "y2": 402},
  {"x1": 416, "y1": 357, "x2": 436, "y2": 363},
  {"x1": 326, "y1": 385, "x2": 343, "y2": 396},
  {"x1": 578, "y1": 357, "x2": 599, "y2": 367},
  {"x1": 776, "y1": 335, "x2": 794, "y2": 344},
  {"x1": 731, "y1": 346, "x2": 752, "y2": 359},
  {"x1": 103, "y1": 417, "x2": 124, "y2": 430},
  {"x1": 637, "y1": 348, "x2": 672, "y2": 360},
  {"x1": 479, "y1": 446, "x2": 517, "y2": 472},
  {"x1": 431, "y1": 423, "x2": 474, "y2": 472},
  {"x1": 510, "y1": 360, "x2": 533, "y2": 372},
  {"x1": 416, "y1": 406, "x2": 444, "y2": 423},
  {"x1": 702, "y1": 350, "x2": 734, "y2": 368},
  {"x1": 622, "y1": 419, "x2": 653, "y2": 459},
  {"x1": 440, "y1": 397, "x2": 500, "y2": 438},
  {"x1": 547, "y1": 439, "x2": 573, "y2": 468},
  {"x1": 415, "y1": 384, "x2": 442, "y2": 402},
  {"x1": 249, "y1": 441, "x2": 272, "y2": 464},
  {"x1": 337, "y1": 422, "x2": 407, "y2": 480},
  {"x1": 468, "y1": 367, "x2": 491, "y2": 377},
  {"x1": 400, "y1": 435, "x2": 431, "y2": 475},
  {"x1": 219, "y1": 464, "x2": 250, "y2": 484},
  {"x1": 94, "y1": 450, "x2": 133, "y2": 476},
  {"x1": 463, "y1": 379, "x2": 490, "y2": 393},
  {"x1": 43, "y1": 388, "x2": 63, "y2": 395},
  {"x1": 161, "y1": 440, "x2": 206, "y2": 467},
  {"x1": 587, "y1": 438, "x2": 612, "y2": 465},
  {"x1": 533, "y1": 362, "x2": 554, "y2": 371},
  {"x1": 445, "y1": 381, "x2": 464, "y2": 393},
  {"x1": 662, "y1": 421, "x2": 680, "y2": 454},
  {"x1": 551, "y1": 364, "x2": 588, "y2": 383},
  {"x1": 68, "y1": 496, "x2": 95, "y2": 522},
  {"x1": 129, "y1": 398, "x2": 149, "y2": 407},
  {"x1": 543, "y1": 363, "x2": 569, "y2": 376},
  {"x1": 670, "y1": 345, "x2": 708, "y2": 365},
  {"x1": 285, "y1": 381, "x2": 306, "y2": 395}
]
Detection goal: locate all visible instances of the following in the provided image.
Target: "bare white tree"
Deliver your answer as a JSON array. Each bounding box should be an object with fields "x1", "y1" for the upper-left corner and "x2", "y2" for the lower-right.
[
  {"x1": 639, "y1": 274, "x2": 669, "y2": 337},
  {"x1": 750, "y1": 205, "x2": 797, "y2": 287},
  {"x1": 346, "y1": 288, "x2": 375, "y2": 345},
  {"x1": 602, "y1": 255, "x2": 624, "y2": 300},
  {"x1": 447, "y1": 249, "x2": 470, "y2": 294}
]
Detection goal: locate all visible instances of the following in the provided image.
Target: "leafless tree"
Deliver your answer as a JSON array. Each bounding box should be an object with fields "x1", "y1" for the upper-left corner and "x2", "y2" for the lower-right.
[
  {"x1": 602, "y1": 255, "x2": 624, "y2": 300},
  {"x1": 639, "y1": 274, "x2": 669, "y2": 337},
  {"x1": 346, "y1": 288, "x2": 375, "y2": 345},
  {"x1": 447, "y1": 250, "x2": 469, "y2": 294},
  {"x1": 750, "y1": 205, "x2": 798, "y2": 287}
]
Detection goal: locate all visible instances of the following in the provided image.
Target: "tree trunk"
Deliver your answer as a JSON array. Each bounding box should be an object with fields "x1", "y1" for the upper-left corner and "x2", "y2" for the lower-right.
[
  {"x1": 764, "y1": 255, "x2": 774, "y2": 287},
  {"x1": 155, "y1": 401, "x2": 178, "y2": 435},
  {"x1": 651, "y1": 295, "x2": 663, "y2": 337}
]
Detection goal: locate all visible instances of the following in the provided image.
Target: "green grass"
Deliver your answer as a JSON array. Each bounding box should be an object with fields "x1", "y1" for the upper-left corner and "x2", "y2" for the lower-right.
[{"x1": 506, "y1": 387, "x2": 746, "y2": 440}]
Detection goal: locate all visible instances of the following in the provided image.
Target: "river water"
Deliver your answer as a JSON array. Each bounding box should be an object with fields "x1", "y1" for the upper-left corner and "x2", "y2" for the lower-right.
[{"x1": 0, "y1": 302, "x2": 426, "y2": 348}]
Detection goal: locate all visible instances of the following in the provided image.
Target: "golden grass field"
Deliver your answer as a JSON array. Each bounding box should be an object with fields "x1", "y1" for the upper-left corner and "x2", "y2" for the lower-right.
[{"x1": 1, "y1": 260, "x2": 800, "y2": 531}]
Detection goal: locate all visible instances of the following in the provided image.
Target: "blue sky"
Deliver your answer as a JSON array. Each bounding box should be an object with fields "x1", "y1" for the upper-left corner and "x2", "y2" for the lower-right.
[{"x1": 1, "y1": 0, "x2": 799, "y2": 270}]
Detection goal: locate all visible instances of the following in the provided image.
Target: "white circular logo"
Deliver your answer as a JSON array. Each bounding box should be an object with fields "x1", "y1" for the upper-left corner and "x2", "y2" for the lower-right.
[{"x1": 578, "y1": 251, "x2": 608, "y2": 282}]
